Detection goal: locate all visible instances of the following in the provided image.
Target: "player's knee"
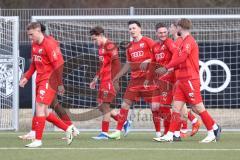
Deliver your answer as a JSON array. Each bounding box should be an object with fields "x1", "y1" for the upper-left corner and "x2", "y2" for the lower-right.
[
  {"x1": 193, "y1": 102, "x2": 206, "y2": 114},
  {"x1": 98, "y1": 104, "x2": 104, "y2": 112},
  {"x1": 102, "y1": 112, "x2": 111, "y2": 121},
  {"x1": 122, "y1": 99, "x2": 132, "y2": 109},
  {"x1": 182, "y1": 112, "x2": 188, "y2": 120},
  {"x1": 181, "y1": 106, "x2": 188, "y2": 119},
  {"x1": 151, "y1": 102, "x2": 160, "y2": 111},
  {"x1": 98, "y1": 103, "x2": 111, "y2": 113},
  {"x1": 191, "y1": 107, "x2": 198, "y2": 114},
  {"x1": 36, "y1": 102, "x2": 48, "y2": 108},
  {"x1": 172, "y1": 106, "x2": 180, "y2": 113},
  {"x1": 102, "y1": 103, "x2": 111, "y2": 113},
  {"x1": 36, "y1": 102, "x2": 48, "y2": 116}
]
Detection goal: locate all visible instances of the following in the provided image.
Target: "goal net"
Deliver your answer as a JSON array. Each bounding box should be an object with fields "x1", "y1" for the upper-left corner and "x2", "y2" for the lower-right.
[
  {"x1": 0, "y1": 16, "x2": 19, "y2": 131},
  {"x1": 32, "y1": 15, "x2": 240, "y2": 131}
]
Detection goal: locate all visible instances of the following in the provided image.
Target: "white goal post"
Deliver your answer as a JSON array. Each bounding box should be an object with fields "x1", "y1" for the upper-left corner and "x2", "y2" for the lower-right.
[
  {"x1": 0, "y1": 16, "x2": 19, "y2": 131},
  {"x1": 31, "y1": 15, "x2": 240, "y2": 131}
]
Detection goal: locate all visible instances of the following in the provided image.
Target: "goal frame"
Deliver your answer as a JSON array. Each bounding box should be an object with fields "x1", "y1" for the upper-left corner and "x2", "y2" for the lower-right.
[{"x1": 0, "y1": 16, "x2": 19, "y2": 131}]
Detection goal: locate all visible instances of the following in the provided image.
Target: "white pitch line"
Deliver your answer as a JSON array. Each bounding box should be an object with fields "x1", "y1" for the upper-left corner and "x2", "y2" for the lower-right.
[{"x1": 0, "y1": 148, "x2": 240, "y2": 151}]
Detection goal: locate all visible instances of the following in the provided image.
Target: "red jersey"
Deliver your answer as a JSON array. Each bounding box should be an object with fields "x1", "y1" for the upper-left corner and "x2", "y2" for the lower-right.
[
  {"x1": 97, "y1": 40, "x2": 121, "y2": 82},
  {"x1": 174, "y1": 37, "x2": 183, "y2": 47},
  {"x1": 166, "y1": 35, "x2": 199, "y2": 80},
  {"x1": 173, "y1": 37, "x2": 183, "y2": 78},
  {"x1": 25, "y1": 35, "x2": 64, "y2": 85},
  {"x1": 151, "y1": 38, "x2": 178, "y2": 84},
  {"x1": 127, "y1": 36, "x2": 155, "y2": 79}
]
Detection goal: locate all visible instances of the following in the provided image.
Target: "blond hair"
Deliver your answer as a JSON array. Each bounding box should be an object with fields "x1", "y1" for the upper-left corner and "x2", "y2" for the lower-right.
[{"x1": 177, "y1": 18, "x2": 192, "y2": 30}]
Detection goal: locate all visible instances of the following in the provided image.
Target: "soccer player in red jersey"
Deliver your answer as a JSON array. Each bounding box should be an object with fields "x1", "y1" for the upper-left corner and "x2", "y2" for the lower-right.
[
  {"x1": 155, "y1": 19, "x2": 221, "y2": 143},
  {"x1": 19, "y1": 22, "x2": 75, "y2": 147},
  {"x1": 89, "y1": 26, "x2": 131, "y2": 139},
  {"x1": 19, "y1": 23, "x2": 79, "y2": 141},
  {"x1": 108, "y1": 20, "x2": 157, "y2": 140},
  {"x1": 145, "y1": 23, "x2": 177, "y2": 138},
  {"x1": 169, "y1": 22, "x2": 202, "y2": 138}
]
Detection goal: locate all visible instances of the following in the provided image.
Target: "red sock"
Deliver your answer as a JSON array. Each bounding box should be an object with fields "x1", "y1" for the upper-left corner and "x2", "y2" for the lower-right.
[
  {"x1": 163, "y1": 120, "x2": 170, "y2": 134},
  {"x1": 111, "y1": 114, "x2": 120, "y2": 121},
  {"x1": 160, "y1": 107, "x2": 171, "y2": 134},
  {"x1": 60, "y1": 114, "x2": 73, "y2": 126},
  {"x1": 168, "y1": 112, "x2": 181, "y2": 132},
  {"x1": 35, "y1": 116, "x2": 46, "y2": 140},
  {"x1": 116, "y1": 108, "x2": 129, "y2": 130},
  {"x1": 176, "y1": 119, "x2": 182, "y2": 131},
  {"x1": 32, "y1": 116, "x2": 37, "y2": 131},
  {"x1": 46, "y1": 112, "x2": 69, "y2": 131},
  {"x1": 181, "y1": 120, "x2": 188, "y2": 130},
  {"x1": 199, "y1": 110, "x2": 214, "y2": 130},
  {"x1": 54, "y1": 103, "x2": 73, "y2": 126},
  {"x1": 102, "y1": 121, "x2": 109, "y2": 132},
  {"x1": 188, "y1": 111, "x2": 196, "y2": 122},
  {"x1": 152, "y1": 110, "x2": 160, "y2": 132}
]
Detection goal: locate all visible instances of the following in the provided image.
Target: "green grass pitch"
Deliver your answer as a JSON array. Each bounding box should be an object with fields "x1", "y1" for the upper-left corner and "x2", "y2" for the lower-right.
[{"x1": 0, "y1": 132, "x2": 240, "y2": 160}]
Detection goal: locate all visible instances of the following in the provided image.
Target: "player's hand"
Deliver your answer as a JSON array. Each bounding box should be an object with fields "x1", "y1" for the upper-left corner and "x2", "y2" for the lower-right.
[
  {"x1": 19, "y1": 77, "x2": 28, "y2": 88},
  {"x1": 155, "y1": 67, "x2": 167, "y2": 76},
  {"x1": 90, "y1": 79, "x2": 97, "y2": 89},
  {"x1": 89, "y1": 81, "x2": 96, "y2": 89},
  {"x1": 58, "y1": 85, "x2": 65, "y2": 96},
  {"x1": 140, "y1": 59, "x2": 151, "y2": 71},
  {"x1": 90, "y1": 77, "x2": 98, "y2": 89},
  {"x1": 143, "y1": 80, "x2": 149, "y2": 89}
]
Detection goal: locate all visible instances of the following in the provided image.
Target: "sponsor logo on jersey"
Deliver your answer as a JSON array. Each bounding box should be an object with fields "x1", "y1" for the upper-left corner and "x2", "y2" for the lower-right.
[
  {"x1": 155, "y1": 52, "x2": 165, "y2": 60},
  {"x1": 33, "y1": 55, "x2": 42, "y2": 62},
  {"x1": 131, "y1": 51, "x2": 144, "y2": 58}
]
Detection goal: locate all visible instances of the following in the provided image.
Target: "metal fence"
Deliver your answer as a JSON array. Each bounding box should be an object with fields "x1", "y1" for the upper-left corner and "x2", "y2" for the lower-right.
[{"x1": 1, "y1": 7, "x2": 240, "y2": 43}]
